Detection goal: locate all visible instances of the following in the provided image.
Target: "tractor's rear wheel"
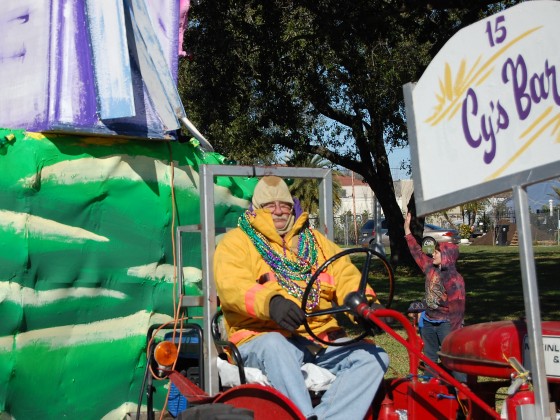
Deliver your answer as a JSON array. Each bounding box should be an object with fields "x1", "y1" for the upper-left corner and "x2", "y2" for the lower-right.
[{"x1": 177, "y1": 403, "x2": 254, "y2": 419}]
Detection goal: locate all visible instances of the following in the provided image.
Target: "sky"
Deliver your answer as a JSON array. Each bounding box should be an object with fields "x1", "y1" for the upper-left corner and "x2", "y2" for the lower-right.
[
  {"x1": 388, "y1": 146, "x2": 411, "y2": 180},
  {"x1": 522, "y1": 181, "x2": 560, "y2": 210}
]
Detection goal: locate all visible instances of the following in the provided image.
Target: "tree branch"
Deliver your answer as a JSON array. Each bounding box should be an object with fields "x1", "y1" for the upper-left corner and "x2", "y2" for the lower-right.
[{"x1": 274, "y1": 135, "x2": 364, "y2": 173}]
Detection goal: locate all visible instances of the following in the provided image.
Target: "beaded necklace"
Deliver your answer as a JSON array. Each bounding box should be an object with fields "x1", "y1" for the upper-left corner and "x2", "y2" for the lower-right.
[{"x1": 239, "y1": 210, "x2": 321, "y2": 309}]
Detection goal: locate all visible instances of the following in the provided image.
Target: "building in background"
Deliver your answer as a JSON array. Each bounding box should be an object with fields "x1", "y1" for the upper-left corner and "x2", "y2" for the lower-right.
[
  {"x1": 335, "y1": 171, "x2": 463, "y2": 244},
  {"x1": 336, "y1": 172, "x2": 414, "y2": 218}
]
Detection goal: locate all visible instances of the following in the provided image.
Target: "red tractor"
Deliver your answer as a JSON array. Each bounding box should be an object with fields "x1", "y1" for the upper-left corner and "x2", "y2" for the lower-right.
[{"x1": 138, "y1": 247, "x2": 559, "y2": 420}]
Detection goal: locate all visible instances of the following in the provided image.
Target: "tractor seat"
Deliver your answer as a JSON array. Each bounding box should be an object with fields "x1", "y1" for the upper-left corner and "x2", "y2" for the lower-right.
[
  {"x1": 217, "y1": 358, "x2": 335, "y2": 391},
  {"x1": 211, "y1": 308, "x2": 335, "y2": 392}
]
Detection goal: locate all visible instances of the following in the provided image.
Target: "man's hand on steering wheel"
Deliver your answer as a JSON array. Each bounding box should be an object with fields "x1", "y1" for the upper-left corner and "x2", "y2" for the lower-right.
[{"x1": 269, "y1": 295, "x2": 305, "y2": 332}]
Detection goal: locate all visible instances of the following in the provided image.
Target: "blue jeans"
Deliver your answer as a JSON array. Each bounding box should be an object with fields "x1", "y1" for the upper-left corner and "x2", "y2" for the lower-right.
[
  {"x1": 238, "y1": 332, "x2": 389, "y2": 420},
  {"x1": 421, "y1": 319, "x2": 467, "y2": 383}
]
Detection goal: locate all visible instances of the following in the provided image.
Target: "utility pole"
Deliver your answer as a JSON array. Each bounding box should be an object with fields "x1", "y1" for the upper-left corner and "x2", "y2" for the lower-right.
[
  {"x1": 557, "y1": 205, "x2": 560, "y2": 246},
  {"x1": 351, "y1": 172, "x2": 358, "y2": 244},
  {"x1": 372, "y1": 195, "x2": 386, "y2": 256}
]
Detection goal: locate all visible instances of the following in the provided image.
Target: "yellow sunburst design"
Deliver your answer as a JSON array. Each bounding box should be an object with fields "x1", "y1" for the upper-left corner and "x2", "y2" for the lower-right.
[
  {"x1": 486, "y1": 107, "x2": 560, "y2": 180},
  {"x1": 426, "y1": 26, "x2": 542, "y2": 126}
]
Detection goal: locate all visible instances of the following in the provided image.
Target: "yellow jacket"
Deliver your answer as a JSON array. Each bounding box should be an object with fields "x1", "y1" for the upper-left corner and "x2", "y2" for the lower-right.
[{"x1": 213, "y1": 209, "x2": 376, "y2": 347}]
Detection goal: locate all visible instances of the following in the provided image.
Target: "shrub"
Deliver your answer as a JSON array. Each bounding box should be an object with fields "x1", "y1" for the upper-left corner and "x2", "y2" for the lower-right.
[{"x1": 459, "y1": 224, "x2": 472, "y2": 239}]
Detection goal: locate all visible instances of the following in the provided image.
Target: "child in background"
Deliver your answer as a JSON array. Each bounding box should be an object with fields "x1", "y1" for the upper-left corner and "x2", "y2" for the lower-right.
[{"x1": 404, "y1": 212, "x2": 466, "y2": 382}]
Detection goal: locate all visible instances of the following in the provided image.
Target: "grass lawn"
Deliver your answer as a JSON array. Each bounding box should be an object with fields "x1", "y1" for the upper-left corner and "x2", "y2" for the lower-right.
[{"x1": 348, "y1": 244, "x2": 560, "y2": 379}]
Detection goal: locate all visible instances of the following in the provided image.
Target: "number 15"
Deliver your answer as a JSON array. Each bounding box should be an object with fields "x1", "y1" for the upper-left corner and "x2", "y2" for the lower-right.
[{"x1": 485, "y1": 15, "x2": 507, "y2": 47}]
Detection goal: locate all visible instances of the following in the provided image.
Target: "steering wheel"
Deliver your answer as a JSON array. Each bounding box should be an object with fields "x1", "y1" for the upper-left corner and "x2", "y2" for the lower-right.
[{"x1": 301, "y1": 247, "x2": 394, "y2": 346}]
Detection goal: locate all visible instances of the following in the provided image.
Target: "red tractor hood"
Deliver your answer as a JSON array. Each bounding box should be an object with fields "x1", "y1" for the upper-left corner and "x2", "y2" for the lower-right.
[{"x1": 440, "y1": 320, "x2": 560, "y2": 382}]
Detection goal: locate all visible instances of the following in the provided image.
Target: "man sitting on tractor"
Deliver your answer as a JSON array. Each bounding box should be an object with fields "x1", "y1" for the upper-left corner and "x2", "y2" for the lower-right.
[{"x1": 214, "y1": 176, "x2": 389, "y2": 420}]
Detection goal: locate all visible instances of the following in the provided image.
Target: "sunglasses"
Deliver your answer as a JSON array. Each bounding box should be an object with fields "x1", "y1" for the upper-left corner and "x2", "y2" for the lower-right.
[{"x1": 262, "y1": 201, "x2": 293, "y2": 213}]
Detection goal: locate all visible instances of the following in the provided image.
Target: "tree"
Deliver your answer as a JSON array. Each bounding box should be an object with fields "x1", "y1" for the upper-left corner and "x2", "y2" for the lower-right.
[
  {"x1": 180, "y1": 0, "x2": 520, "y2": 265},
  {"x1": 461, "y1": 198, "x2": 492, "y2": 226},
  {"x1": 285, "y1": 153, "x2": 343, "y2": 217}
]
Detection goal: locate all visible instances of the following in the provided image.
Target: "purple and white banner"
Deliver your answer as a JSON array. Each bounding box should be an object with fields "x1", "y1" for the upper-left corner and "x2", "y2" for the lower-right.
[{"x1": 0, "y1": 0, "x2": 182, "y2": 139}]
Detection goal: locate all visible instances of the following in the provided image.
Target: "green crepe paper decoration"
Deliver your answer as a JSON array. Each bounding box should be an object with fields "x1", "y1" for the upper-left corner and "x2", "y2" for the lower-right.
[{"x1": 0, "y1": 128, "x2": 257, "y2": 419}]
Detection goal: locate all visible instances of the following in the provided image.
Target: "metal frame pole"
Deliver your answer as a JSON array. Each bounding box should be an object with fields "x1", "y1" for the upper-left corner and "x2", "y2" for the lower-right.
[
  {"x1": 512, "y1": 185, "x2": 551, "y2": 419},
  {"x1": 198, "y1": 165, "x2": 334, "y2": 395},
  {"x1": 199, "y1": 165, "x2": 219, "y2": 395},
  {"x1": 318, "y1": 169, "x2": 334, "y2": 241}
]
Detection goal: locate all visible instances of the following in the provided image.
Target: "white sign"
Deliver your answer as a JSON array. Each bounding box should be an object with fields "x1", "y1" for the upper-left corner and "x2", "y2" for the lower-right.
[
  {"x1": 405, "y1": 1, "x2": 560, "y2": 215},
  {"x1": 523, "y1": 335, "x2": 560, "y2": 379}
]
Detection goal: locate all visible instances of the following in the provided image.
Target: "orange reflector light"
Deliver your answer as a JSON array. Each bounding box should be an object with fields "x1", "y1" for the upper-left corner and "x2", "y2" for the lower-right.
[{"x1": 154, "y1": 341, "x2": 178, "y2": 367}]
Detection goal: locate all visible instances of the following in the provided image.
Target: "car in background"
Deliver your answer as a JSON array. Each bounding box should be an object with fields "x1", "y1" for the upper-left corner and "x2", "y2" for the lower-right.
[
  {"x1": 360, "y1": 219, "x2": 460, "y2": 249},
  {"x1": 359, "y1": 219, "x2": 377, "y2": 241},
  {"x1": 359, "y1": 219, "x2": 388, "y2": 247},
  {"x1": 421, "y1": 223, "x2": 461, "y2": 247}
]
